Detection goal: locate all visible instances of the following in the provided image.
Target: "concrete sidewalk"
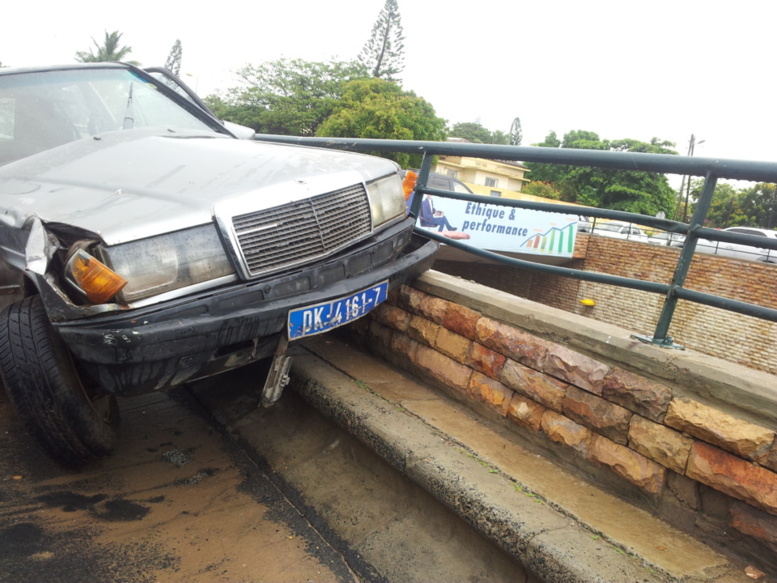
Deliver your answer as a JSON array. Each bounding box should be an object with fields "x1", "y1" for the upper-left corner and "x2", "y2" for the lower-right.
[{"x1": 292, "y1": 335, "x2": 762, "y2": 583}]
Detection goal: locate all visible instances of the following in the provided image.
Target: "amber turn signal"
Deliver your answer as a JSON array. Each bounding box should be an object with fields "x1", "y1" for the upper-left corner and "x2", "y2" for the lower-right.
[
  {"x1": 67, "y1": 250, "x2": 127, "y2": 304},
  {"x1": 402, "y1": 170, "x2": 418, "y2": 200}
]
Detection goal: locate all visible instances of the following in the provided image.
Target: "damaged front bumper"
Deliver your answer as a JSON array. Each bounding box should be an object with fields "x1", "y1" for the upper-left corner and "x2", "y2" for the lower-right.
[{"x1": 53, "y1": 222, "x2": 438, "y2": 396}]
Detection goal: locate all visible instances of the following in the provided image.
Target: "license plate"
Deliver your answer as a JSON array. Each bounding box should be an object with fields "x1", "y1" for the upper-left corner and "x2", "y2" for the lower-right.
[{"x1": 287, "y1": 281, "x2": 389, "y2": 339}]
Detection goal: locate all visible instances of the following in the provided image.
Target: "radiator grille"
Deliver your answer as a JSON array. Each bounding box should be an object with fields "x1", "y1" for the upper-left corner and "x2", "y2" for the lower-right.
[{"x1": 231, "y1": 184, "x2": 372, "y2": 277}]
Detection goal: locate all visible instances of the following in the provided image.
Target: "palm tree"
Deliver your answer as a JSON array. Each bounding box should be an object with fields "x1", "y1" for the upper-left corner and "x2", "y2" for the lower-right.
[{"x1": 75, "y1": 31, "x2": 138, "y2": 64}]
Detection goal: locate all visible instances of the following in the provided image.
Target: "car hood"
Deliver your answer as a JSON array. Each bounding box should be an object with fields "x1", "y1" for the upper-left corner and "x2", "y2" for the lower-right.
[{"x1": 0, "y1": 130, "x2": 397, "y2": 245}]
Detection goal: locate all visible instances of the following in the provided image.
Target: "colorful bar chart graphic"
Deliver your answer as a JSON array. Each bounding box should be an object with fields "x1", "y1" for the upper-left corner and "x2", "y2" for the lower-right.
[{"x1": 520, "y1": 222, "x2": 576, "y2": 254}]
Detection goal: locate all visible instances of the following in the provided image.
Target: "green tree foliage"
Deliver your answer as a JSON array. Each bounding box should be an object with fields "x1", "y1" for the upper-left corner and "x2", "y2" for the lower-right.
[
  {"x1": 204, "y1": 58, "x2": 368, "y2": 136},
  {"x1": 525, "y1": 131, "x2": 566, "y2": 184},
  {"x1": 447, "y1": 121, "x2": 512, "y2": 144},
  {"x1": 739, "y1": 183, "x2": 777, "y2": 229},
  {"x1": 509, "y1": 117, "x2": 522, "y2": 146},
  {"x1": 523, "y1": 181, "x2": 561, "y2": 200},
  {"x1": 359, "y1": 0, "x2": 405, "y2": 81},
  {"x1": 526, "y1": 130, "x2": 678, "y2": 216},
  {"x1": 75, "y1": 31, "x2": 138, "y2": 64},
  {"x1": 316, "y1": 78, "x2": 446, "y2": 168},
  {"x1": 165, "y1": 39, "x2": 182, "y2": 76},
  {"x1": 449, "y1": 122, "x2": 493, "y2": 144},
  {"x1": 697, "y1": 182, "x2": 743, "y2": 227},
  {"x1": 490, "y1": 130, "x2": 510, "y2": 145},
  {"x1": 699, "y1": 181, "x2": 777, "y2": 228}
]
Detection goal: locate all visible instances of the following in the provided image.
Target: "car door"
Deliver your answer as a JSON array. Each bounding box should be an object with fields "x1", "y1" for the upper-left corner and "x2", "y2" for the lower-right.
[
  {"x1": 726, "y1": 228, "x2": 773, "y2": 262},
  {"x1": 696, "y1": 231, "x2": 734, "y2": 258}
]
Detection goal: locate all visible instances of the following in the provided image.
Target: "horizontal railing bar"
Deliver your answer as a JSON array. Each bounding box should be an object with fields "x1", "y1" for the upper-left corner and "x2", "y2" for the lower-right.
[
  {"x1": 419, "y1": 186, "x2": 691, "y2": 234},
  {"x1": 418, "y1": 228, "x2": 670, "y2": 295},
  {"x1": 689, "y1": 226, "x2": 777, "y2": 251},
  {"x1": 423, "y1": 187, "x2": 777, "y2": 250},
  {"x1": 422, "y1": 228, "x2": 776, "y2": 322},
  {"x1": 674, "y1": 287, "x2": 777, "y2": 321},
  {"x1": 256, "y1": 135, "x2": 777, "y2": 183}
]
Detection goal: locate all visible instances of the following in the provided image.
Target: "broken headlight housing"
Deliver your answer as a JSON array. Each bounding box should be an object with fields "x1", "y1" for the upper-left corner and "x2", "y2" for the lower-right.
[{"x1": 97, "y1": 225, "x2": 235, "y2": 303}]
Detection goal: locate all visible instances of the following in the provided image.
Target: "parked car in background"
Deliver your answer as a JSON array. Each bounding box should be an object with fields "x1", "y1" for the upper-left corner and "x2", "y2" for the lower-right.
[
  {"x1": 0, "y1": 63, "x2": 438, "y2": 466},
  {"x1": 589, "y1": 220, "x2": 649, "y2": 243},
  {"x1": 401, "y1": 170, "x2": 474, "y2": 239},
  {"x1": 401, "y1": 170, "x2": 475, "y2": 199},
  {"x1": 576, "y1": 216, "x2": 593, "y2": 232},
  {"x1": 648, "y1": 231, "x2": 685, "y2": 247},
  {"x1": 694, "y1": 227, "x2": 777, "y2": 263}
]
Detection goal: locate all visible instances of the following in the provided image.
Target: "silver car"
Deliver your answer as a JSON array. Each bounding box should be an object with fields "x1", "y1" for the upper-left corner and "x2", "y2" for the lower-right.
[
  {"x1": 695, "y1": 227, "x2": 777, "y2": 263},
  {"x1": 0, "y1": 63, "x2": 437, "y2": 466},
  {"x1": 647, "y1": 232, "x2": 685, "y2": 247},
  {"x1": 589, "y1": 220, "x2": 649, "y2": 243}
]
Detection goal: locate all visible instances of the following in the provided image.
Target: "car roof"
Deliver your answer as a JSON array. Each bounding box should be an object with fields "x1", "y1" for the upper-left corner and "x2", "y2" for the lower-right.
[
  {"x1": 725, "y1": 226, "x2": 777, "y2": 236},
  {"x1": 0, "y1": 62, "x2": 130, "y2": 77}
]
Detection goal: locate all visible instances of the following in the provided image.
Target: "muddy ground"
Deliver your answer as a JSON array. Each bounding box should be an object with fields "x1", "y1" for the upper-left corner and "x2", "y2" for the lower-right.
[
  {"x1": 0, "y1": 357, "x2": 527, "y2": 583},
  {"x1": 0, "y1": 381, "x2": 360, "y2": 583}
]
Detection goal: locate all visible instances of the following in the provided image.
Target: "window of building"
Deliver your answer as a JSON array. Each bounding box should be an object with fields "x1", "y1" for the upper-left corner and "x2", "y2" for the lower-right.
[
  {"x1": 484, "y1": 177, "x2": 499, "y2": 187},
  {"x1": 489, "y1": 190, "x2": 502, "y2": 198},
  {"x1": 445, "y1": 169, "x2": 458, "y2": 179}
]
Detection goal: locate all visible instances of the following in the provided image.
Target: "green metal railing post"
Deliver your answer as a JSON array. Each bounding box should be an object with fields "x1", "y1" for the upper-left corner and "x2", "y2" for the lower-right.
[
  {"x1": 408, "y1": 154, "x2": 434, "y2": 218},
  {"x1": 649, "y1": 172, "x2": 718, "y2": 346}
]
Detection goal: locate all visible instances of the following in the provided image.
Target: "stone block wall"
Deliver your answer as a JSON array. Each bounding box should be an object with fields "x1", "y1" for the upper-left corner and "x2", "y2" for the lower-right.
[
  {"x1": 348, "y1": 271, "x2": 777, "y2": 570},
  {"x1": 579, "y1": 235, "x2": 777, "y2": 374}
]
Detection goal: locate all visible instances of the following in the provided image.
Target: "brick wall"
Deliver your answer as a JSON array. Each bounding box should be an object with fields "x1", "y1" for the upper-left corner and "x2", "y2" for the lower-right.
[
  {"x1": 347, "y1": 272, "x2": 777, "y2": 572},
  {"x1": 434, "y1": 234, "x2": 777, "y2": 374}
]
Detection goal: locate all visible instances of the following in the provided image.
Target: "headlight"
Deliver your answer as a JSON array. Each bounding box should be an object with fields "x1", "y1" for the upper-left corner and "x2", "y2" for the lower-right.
[
  {"x1": 367, "y1": 174, "x2": 406, "y2": 227},
  {"x1": 101, "y1": 225, "x2": 235, "y2": 302}
]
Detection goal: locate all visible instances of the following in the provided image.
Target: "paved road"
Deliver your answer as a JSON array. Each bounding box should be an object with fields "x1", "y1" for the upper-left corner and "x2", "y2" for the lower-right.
[
  {"x1": 0, "y1": 361, "x2": 525, "y2": 583},
  {"x1": 0, "y1": 381, "x2": 360, "y2": 583}
]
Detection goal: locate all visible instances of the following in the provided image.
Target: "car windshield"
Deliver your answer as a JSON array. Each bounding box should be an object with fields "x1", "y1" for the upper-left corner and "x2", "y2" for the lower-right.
[{"x1": 0, "y1": 67, "x2": 217, "y2": 165}]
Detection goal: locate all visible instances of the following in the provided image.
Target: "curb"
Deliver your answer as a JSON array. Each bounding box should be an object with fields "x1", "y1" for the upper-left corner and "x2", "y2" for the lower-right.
[{"x1": 290, "y1": 350, "x2": 674, "y2": 583}]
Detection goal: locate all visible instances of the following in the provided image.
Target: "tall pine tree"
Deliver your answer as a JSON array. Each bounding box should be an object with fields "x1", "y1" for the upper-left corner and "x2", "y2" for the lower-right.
[
  {"x1": 358, "y1": 0, "x2": 405, "y2": 82},
  {"x1": 165, "y1": 39, "x2": 182, "y2": 76},
  {"x1": 509, "y1": 117, "x2": 522, "y2": 146}
]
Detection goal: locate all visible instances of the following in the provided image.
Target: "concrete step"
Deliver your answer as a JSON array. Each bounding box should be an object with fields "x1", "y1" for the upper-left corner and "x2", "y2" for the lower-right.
[{"x1": 293, "y1": 335, "x2": 763, "y2": 583}]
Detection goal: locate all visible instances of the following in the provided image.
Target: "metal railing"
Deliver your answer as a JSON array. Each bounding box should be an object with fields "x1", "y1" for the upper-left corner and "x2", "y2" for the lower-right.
[{"x1": 257, "y1": 135, "x2": 777, "y2": 348}]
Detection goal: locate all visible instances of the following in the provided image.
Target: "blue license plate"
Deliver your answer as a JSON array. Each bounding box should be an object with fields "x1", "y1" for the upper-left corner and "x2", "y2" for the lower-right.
[{"x1": 288, "y1": 281, "x2": 389, "y2": 339}]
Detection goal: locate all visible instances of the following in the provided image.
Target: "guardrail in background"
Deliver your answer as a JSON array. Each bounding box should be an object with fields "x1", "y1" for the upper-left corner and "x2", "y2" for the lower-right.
[{"x1": 256, "y1": 135, "x2": 777, "y2": 349}]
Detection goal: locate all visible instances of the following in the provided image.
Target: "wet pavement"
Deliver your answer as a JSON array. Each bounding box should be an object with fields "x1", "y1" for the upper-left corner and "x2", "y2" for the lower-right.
[
  {"x1": 0, "y1": 383, "x2": 359, "y2": 583},
  {"x1": 0, "y1": 358, "x2": 525, "y2": 583}
]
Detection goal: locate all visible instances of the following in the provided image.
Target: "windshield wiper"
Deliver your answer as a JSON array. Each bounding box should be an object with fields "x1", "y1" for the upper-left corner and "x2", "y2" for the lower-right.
[{"x1": 122, "y1": 82, "x2": 134, "y2": 130}]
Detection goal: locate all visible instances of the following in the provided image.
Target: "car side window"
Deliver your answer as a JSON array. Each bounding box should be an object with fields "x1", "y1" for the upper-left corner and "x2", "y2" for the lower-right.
[
  {"x1": 428, "y1": 175, "x2": 450, "y2": 191},
  {"x1": 728, "y1": 228, "x2": 764, "y2": 237}
]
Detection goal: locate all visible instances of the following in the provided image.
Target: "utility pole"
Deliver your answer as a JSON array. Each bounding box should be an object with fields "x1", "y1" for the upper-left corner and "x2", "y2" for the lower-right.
[
  {"x1": 681, "y1": 134, "x2": 696, "y2": 223},
  {"x1": 674, "y1": 134, "x2": 705, "y2": 223}
]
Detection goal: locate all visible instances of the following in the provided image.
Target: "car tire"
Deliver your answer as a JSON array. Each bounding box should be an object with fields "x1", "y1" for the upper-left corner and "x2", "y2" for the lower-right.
[{"x1": 0, "y1": 295, "x2": 119, "y2": 467}]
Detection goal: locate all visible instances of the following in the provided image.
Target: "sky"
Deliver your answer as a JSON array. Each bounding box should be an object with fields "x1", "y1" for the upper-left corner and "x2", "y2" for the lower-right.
[{"x1": 3, "y1": 0, "x2": 776, "y2": 175}]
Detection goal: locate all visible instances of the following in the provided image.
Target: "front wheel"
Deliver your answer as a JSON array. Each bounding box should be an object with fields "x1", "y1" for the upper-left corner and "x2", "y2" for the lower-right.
[{"x1": 0, "y1": 296, "x2": 119, "y2": 467}]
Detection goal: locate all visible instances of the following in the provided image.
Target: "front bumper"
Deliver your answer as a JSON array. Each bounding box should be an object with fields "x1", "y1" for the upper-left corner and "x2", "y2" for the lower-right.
[{"x1": 56, "y1": 221, "x2": 438, "y2": 396}]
